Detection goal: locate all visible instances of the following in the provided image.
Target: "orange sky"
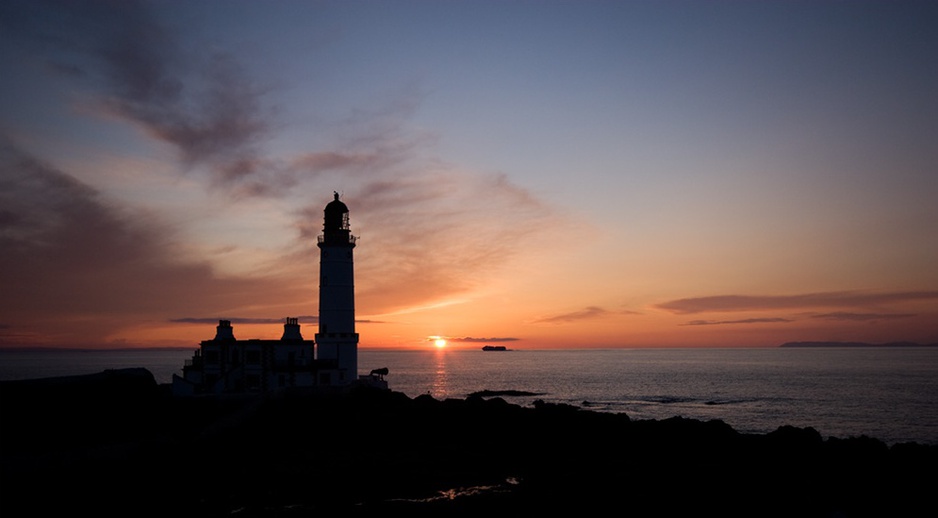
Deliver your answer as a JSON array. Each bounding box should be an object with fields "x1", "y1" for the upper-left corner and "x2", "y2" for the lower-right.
[{"x1": 1, "y1": 1, "x2": 937, "y2": 350}]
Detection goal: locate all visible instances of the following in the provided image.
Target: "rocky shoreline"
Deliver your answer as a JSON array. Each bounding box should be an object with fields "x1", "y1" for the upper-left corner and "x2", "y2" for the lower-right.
[{"x1": 2, "y1": 368, "x2": 935, "y2": 517}]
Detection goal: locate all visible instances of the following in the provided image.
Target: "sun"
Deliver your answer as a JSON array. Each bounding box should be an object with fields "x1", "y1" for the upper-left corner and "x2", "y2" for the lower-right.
[{"x1": 434, "y1": 338, "x2": 447, "y2": 348}]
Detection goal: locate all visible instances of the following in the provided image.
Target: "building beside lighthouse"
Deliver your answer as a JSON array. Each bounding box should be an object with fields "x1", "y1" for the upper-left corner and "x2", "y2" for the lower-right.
[{"x1": 172, "y1": 192, "x2": 386, "y2": 396}]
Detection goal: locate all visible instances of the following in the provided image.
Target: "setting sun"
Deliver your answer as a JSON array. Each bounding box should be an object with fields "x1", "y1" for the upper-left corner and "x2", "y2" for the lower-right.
[{"x1": 434, "y1": 338, "x2": 447, "y2": 348}]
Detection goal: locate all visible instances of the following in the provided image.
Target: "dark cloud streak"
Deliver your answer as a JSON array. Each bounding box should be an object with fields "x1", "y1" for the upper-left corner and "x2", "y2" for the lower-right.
[
  {"x1": 657, "y1": 291, "x2": 938, "y2": 314},
  {"x1": 445, "y1": 337, "x2": 520, "y2": 343},
  {"x1": 170, "y1": 316, "x2": 319, "y2": 325},
  {"x1": 531, "y1": 306, "x2": 611, "y2": 324},
  {"x1": 810, "y1": 312, "x2": 915, "y2": 322},
  {"x1": 681, "y1": 318, "x2": 793, "y2": 326}
]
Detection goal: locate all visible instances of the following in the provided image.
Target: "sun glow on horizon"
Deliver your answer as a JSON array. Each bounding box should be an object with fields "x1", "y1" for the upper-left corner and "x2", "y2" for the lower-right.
[{"x1": 433, "y1": 338, "x2": 447, "y2": 348}]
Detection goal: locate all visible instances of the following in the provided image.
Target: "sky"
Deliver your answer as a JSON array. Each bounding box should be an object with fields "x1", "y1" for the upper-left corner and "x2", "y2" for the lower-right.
[{"x1": 1, "y1": 0, "x2": 937, "y2": 350}]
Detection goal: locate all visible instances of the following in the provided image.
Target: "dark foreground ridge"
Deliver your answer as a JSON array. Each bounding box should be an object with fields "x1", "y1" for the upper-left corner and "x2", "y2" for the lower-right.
[{"x1": 2, "y1": 369, "x2": 935, "y2": 517}]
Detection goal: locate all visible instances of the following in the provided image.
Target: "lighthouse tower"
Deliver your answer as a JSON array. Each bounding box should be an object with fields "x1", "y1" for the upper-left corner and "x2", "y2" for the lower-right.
[{"x1": 315, "y1": 191, "x2": 359, "y2": 384}]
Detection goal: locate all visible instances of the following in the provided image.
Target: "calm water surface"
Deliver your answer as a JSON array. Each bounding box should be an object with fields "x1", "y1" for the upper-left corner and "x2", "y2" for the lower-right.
[{"x1": 2, "y1": 347, "x2": 936, "y2": 446}]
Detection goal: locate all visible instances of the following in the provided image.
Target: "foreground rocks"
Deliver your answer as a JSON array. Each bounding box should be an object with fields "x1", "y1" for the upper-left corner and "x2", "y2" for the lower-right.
[{"x1": 1, "y1": 368, "x2": 935, "y2": 517}]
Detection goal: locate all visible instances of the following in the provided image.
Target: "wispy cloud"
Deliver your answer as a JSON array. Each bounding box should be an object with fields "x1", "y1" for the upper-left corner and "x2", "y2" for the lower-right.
[
  {"x1": 298, "y1": 171, "x2": 567, "y2": 316},
  {"x1": 0, "y1": 138, "x2": 303, "y2": 346},
  {"x1": 681, "y1": 318, "x2": 793, "y2": 326},
  {"x1": 290, "y1": 151, "x2": 387, "y2": 174},
  {"x1": 4, "y1": 1, "x2": 274, "y2": 193},
  {"x1": 656, "y1": 291, "x2": 938, "y2": 314},
  {"x1": 0, "y1": 2, "x2": 575, "y2": 346},
  {"x1": 530, "y1": 306, "x2": 613, "y2": 324}
]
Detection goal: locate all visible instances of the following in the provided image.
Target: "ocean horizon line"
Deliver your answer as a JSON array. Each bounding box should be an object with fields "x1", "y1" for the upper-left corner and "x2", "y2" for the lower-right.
[{"x1": 1, "y1": 341, "x2": 937, "y2": 353}]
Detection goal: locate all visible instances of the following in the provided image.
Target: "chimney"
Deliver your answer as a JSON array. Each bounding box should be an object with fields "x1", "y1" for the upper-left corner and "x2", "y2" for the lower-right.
[
  {"x1": 281, "y1": 317, "x2": 304, "y2": 340},
  {"x1": 213, "y1": 320, "x2": 236, "y2": 341}
]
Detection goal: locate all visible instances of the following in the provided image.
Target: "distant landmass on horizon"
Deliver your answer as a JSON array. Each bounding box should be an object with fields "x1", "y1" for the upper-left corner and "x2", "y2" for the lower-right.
[{"x1": 780, "y1": 341, "x2": 938, "y2": 348}]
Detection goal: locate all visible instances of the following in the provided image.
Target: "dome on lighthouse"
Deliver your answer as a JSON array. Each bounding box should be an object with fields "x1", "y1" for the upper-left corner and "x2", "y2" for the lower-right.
[
  {"x1": 325, "y1": 191, "x2": 348, "y2": 213},
  {"x1": 323, "y1": 191, "x2": 349, "y2": 231}
]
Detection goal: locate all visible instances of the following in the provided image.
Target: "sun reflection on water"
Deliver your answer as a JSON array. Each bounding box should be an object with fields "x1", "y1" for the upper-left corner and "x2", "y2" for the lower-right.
[{"x1": 430, "y1": 348, "x2": 450, "y2": 399}]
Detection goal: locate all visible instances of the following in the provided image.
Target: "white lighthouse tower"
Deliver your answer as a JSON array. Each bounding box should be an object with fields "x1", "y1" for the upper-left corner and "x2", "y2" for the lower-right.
[{"x1": 315, "y1": 191, "x2": 359, "y2": 385}]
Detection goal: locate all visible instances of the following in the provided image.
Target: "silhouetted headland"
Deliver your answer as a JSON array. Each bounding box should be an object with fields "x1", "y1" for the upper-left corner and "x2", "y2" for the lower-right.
[{"x1": 2, "y1": 368, "x2": 935, "y2": 518}]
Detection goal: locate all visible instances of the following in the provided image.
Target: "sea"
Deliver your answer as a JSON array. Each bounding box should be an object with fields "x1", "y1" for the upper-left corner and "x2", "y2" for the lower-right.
[{"x1": 1, "y1": 346, "x2": 936, "y2": 447}]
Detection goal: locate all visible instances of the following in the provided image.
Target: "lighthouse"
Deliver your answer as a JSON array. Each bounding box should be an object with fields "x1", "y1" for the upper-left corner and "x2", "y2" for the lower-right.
[
  {"x1": 315, "y1": 191, "x2": 359, "y2": 384},
  {"x1": 171, "y1": 191, "x2": 387, "y2": 395}
]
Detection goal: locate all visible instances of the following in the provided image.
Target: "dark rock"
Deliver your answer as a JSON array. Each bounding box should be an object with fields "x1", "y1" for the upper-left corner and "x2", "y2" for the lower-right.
[
  {"x1": 467, "y1": 389, "x2": 542, "y2": 397},
  {"x1": 2, "y1": 369, "x2": 936, "y2": 517}
]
